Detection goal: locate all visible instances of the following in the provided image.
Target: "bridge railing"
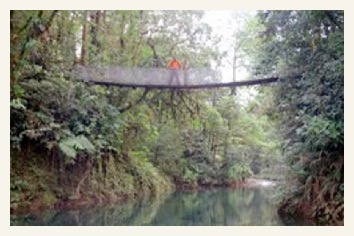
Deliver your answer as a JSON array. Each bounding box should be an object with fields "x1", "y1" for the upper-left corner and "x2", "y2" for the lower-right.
[{"x1": 72, "y1": 65, "x2": 220, "y2": 86}]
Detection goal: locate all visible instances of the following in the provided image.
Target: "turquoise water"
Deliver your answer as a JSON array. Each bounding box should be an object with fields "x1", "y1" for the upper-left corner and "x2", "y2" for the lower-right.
[{"x1": 11, "y1": 187, "x2": 284, "y2": 226}]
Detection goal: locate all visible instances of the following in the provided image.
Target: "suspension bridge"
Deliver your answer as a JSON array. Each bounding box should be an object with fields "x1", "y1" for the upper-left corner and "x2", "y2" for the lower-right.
[{"x1": 72, "y1": 65, "x2": 279, "y2": 89}]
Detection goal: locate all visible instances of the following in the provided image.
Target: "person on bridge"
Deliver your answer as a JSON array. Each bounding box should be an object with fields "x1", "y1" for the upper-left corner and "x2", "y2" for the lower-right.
[{"x1": 167, "y1": 57, "x2": 182, "y2": 86}]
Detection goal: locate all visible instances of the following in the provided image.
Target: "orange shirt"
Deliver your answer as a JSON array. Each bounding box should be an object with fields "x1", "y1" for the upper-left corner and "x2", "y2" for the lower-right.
[{"x1": 167, "y1": 59, "x2": 182, "y2": 69}]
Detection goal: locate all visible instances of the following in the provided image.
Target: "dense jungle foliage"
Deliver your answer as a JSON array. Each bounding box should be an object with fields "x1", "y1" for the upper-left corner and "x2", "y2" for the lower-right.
[
  {"x1": 10, "y1": 10, "x2": 343, "y2": 225},
  {"x1": 242, "y1": 11, "x2": 344, "y2": 225}
]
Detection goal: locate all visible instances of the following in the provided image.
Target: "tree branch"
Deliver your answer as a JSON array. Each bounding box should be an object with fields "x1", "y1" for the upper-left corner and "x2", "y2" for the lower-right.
[{"x1": 118, "y1": 89, "x2": 150, "y2": 113}]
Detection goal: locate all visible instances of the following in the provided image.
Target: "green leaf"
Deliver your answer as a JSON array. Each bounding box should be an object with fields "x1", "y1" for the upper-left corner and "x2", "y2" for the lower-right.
[
  {"x1": 10, "y1": 98, "x2": 26, "y2": 110},
  {"x1": 25, "y1": 39, "x2": 37, "y2": 50},
  {"x1": 76, "y1": 135, "x2": 95, "y2": 154},
  {"x1": 59, "y1": 135, "x2": 96, "y2": 159},
  {"x1": 59, "y1": 141, "x2": 77, "y2": 159}
]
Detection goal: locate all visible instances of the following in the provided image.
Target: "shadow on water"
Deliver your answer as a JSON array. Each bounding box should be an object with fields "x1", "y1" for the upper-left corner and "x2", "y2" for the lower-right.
[{"x1": 11, "y1": 187, "x2": 284, "y2": 226}]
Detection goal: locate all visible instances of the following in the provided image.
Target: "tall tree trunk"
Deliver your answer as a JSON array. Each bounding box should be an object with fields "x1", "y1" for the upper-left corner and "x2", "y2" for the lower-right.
[
  {"x1": 90, "y1": 10, "x2": 102, "y2": 49},
  {"x1": 223, "y1": 124, "x2": 229, "y2": 159},
  {"x1": 10, "y1": 10, "x2": 16, "y2": 91},
  {"x1": 102, "y1": 10, "x2": 106, "y2": 23},
  {"x1": 10, "y1": 10, "x2": 14, "y2": 31},
  {"x1": 80, "y1": 11, "x2": 88, "y2": 65},
  {"x1": 231, "y1": 44, "x2": 237, "y2": 95},
  {"x1": 120, "y1": 13, "x2": 126, "y2": 50}
]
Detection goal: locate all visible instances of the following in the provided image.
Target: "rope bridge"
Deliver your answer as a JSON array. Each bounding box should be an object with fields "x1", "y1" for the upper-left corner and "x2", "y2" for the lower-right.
[{"x1": 72, "y1": 65, "x2": 278, "y2": 89}]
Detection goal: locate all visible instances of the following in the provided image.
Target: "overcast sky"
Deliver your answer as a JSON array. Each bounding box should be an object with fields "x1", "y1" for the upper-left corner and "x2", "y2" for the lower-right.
[
  {"x1": 202, "y1": 10, "x2": 258, "y2": 105},
  {"x1": 202, "y1": 10, "x2": 255, "y2": 81}
]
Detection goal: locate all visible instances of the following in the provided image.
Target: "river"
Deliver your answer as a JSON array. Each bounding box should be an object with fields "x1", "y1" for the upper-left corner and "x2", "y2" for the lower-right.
[{"x1": 11, "y1": 183, "x2": 284, "y2": 226}]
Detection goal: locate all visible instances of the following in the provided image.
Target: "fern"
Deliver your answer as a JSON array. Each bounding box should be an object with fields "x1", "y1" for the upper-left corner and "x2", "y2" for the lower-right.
[
  {"x1": 59, "y1": 135, "x2": 96, "y2": 161},
  {"x1": 59, "y1": 140, "x2": 77, "y2": 159},
  {"x1": 75, "y1": 135, "x2": 95, "y2": 154}
]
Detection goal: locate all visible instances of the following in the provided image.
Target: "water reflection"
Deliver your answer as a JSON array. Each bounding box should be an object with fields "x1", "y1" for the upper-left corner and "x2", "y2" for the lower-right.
[{"x1": 11, "y1": 187, "x2": 283, "y2": 226}]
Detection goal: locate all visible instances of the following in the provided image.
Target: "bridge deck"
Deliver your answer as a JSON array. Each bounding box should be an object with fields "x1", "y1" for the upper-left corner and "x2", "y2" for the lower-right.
[{"x1": 72, "y1": 65, "x2": 279, "y2": 89}]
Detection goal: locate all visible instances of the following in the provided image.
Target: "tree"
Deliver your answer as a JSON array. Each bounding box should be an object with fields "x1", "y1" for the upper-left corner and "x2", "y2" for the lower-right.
[{"x1": 243, "y1": 10, "x2": 344, "y2": 225}]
